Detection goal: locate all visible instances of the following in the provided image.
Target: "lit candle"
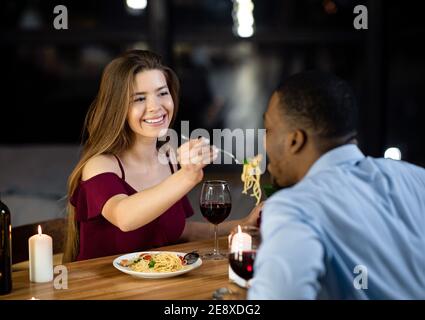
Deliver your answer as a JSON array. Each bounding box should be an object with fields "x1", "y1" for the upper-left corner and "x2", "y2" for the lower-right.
[
  {"x1": 28, "y1": 225, "x2": 53, "y2": 283},
  {"x1": 231, "y1": 225, "x2": 252, "y2": 253}
]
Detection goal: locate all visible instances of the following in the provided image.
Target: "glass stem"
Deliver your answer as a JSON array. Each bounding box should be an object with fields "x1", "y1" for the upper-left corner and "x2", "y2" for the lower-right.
[{"x1": 214, "y1": 224, "x2": 219, "y2": 255}]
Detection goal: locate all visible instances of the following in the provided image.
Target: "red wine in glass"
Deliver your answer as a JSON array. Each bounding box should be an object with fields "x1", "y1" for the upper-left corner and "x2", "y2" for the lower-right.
[
  {"x1": 200, "y1": 202, "x2": 231, "y2": 225},
  {"x1": 229, "y1": 250, "x2": 257, "y2": 280},
  {"x1": 200, "y1": 180, "x2": 232, "y2": 259},
  {"x1": 228, "y1": 225, "x2": 261, "y2": 291}
]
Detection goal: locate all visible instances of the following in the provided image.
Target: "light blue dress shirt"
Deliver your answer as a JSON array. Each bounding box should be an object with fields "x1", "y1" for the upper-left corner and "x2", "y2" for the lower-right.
[{"x1": 248, "y1": 144, "x2": 425, "y2": 299}]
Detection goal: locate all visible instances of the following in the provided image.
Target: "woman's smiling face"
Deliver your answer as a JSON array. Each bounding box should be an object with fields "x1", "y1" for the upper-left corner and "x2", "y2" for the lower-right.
[{"x1": 127, "y1": 69, "x2": 174, "y2": 139}]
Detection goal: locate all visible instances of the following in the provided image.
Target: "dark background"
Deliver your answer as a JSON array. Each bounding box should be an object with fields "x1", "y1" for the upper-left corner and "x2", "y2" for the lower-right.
[{"x1": 1, "y1": 0, "x2": 424, "y2": 165}]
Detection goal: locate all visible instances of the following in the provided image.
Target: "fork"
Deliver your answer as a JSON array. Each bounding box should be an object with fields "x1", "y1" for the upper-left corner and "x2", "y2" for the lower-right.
[{"x1": 180, "y1": 134, "x2": 241, "y2": 164}]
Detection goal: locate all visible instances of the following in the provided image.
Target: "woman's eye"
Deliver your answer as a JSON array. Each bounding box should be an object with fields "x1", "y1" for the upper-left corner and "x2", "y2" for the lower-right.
[
  {"x1": 134, "y1": 97, "x2": 145, "y2": 102},
  {"x1": 159, "y1": 91, "x2": 169, "y2": 96}
]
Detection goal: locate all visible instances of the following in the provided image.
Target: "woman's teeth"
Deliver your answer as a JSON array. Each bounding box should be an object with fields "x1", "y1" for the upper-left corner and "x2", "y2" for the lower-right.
[{"x1": 143, "y1": 115, "x2": 165, "y2": 124}]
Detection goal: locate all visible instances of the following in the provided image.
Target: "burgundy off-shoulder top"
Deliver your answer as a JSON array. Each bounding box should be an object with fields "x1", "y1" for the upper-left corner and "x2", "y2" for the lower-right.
[{"x1": 70, "y1": 155, "x2": 194, "y2": 261}]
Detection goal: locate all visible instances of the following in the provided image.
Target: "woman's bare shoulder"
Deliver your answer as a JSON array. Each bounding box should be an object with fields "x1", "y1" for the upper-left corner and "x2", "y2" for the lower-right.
[{"x1": 82, "y1": 154, "x2": 121, "y2": 181}]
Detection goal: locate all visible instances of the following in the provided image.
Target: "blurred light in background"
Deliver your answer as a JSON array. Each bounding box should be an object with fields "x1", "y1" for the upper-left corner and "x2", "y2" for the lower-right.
[
  {"x1": 232, "y1": 0, "x2": 255, "y2": 38},
  {"x1": 323, "y1": 0, "x2": 338, "y2": 15},
  {"x1": 126, "y1": 0, "x2": 147, "y2": 10},
  {"x1": 126, "y1": 0, "x2": 147, "y2": 15},
  {"x1": 19, "y1": 5, "x2": 43, "y2": 30},
  {"x1": 384, "y1": 147, "x2": 402, "y2": 160}
]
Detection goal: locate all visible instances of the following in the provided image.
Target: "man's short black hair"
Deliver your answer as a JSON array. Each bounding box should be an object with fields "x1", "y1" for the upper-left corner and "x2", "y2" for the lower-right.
[{"x1": 275, "y1": 71, "x2": 358, "y2": 139}]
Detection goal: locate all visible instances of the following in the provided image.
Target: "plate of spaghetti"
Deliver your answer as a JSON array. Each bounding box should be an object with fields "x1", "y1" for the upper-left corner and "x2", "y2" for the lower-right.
[{"x1": 113, "y1": 251, "x2": 202, "y2": 279}]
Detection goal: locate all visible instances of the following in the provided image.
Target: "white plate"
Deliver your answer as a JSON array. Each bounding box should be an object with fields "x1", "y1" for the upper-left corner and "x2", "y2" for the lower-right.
[{"x1": 112, "y1": 251, "x2": 202, "y2": 279}]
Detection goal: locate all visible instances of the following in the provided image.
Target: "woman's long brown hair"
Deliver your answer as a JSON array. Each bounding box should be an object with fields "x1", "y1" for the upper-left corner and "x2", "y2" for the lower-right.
[{"x1": 63, "y1": 50, "x2": 180, "y2": 262}]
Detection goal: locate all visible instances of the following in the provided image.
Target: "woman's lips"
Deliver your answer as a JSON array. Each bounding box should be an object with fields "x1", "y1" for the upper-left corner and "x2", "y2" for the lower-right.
[{"x1": 142, "y1": 114, "x2": 167, "y2": 127}]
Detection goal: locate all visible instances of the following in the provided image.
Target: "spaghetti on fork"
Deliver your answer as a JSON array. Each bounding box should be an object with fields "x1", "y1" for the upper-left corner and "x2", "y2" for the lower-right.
[{"x1": 241, "y1": 154, "x2": 263, "y2": 205}]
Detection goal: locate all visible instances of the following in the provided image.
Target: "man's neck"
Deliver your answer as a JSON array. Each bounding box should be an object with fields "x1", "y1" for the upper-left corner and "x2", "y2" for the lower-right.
[
  {"x1": 295, "y1": 134, "x2": 358, "y2": 181},
  {"x1": 295, "y1": 149, "x2": 323, "y2": 182},
  {"x1": 316, "y1": 133, "x2": 358, "y2": 155}
]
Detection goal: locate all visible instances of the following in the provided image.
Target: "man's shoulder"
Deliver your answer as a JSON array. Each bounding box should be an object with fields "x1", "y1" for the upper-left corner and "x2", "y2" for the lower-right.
[
  {"x1": 267, "y1": 171, "x2": 337, "y2": 203},
  {"x1": 263, "y1": 170, "x2": 349, "y2": 222},
  {"x1": 375, "y1": 157, "x2": 425, "y2": 175},
  {"x1": 366, "y1": 157, "x2": 425, "y2": 190},
  {"x1": 264, "y1": 182, "x2": 319, "y2": 217}
]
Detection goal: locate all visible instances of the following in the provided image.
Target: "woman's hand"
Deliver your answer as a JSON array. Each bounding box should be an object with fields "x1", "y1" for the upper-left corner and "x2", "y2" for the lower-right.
[
  {"x1": 241, "y1": 202, "x2": 264, "y2": 227},
  {"x1": 177, "y1": 138, "x2": 218, "y2": 183}
]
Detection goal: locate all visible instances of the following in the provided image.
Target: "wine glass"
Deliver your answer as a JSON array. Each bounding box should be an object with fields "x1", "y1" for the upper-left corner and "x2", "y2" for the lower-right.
[
  {"x1": 228, "y1": 225, "x2": 261, "y2": 286},
  {"x1": 200, "y1": 180, "x2": 232, "y2": 260},
  {"x1": 212, "y1": 225, "x2": 260, "y2": 300}
]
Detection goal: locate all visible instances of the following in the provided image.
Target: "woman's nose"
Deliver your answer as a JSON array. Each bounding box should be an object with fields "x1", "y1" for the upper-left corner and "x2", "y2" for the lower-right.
[{"x1": 146, "y1": 96, "x2": 161, "y2": 113}]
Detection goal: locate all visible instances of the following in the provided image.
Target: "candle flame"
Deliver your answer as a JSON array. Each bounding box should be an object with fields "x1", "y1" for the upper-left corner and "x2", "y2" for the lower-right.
[
  {"x1": 38, "y1": 225, "x2": 42, "y2": 235},
  {"x1": 237, "y1": 224, "x2": 242, "y2": 234}
]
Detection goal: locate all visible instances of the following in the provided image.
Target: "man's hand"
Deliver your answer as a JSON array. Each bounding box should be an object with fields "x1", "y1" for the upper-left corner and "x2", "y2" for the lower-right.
[{"x1": 242, "y1": 202, "x2": 264, "y2": 227}]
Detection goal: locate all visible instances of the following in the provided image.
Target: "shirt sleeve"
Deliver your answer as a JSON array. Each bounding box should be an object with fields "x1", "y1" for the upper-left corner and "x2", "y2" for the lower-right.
[
  {"x1": 248, "y1": 194, "x2": 326, "y2": 300},
  {"x1": 70, "y1": 173, "x2": 129, "y2": 221}
]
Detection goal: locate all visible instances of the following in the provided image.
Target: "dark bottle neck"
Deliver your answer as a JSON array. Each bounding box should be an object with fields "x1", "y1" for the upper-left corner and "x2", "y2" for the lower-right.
[{"x1": 0, "y1": 197, "x2": 10, "y2": 213}]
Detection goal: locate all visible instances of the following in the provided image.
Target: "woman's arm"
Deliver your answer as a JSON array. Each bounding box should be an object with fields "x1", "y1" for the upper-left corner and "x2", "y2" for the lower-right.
[
  {"x1": 103, "y1": 169, "x2": 202, "y2": 232},
  {"x1": 84, "y1": 138, "x2": 217, "y2": 232},
  {"x1": 180, "y1": 203, "x2": 263, "y2": 241}
]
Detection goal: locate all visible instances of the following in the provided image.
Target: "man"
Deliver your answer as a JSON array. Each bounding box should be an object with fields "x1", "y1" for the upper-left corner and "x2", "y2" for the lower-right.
[{"x1": 248, "y1": 71, "x2": 425, "y2": 299}]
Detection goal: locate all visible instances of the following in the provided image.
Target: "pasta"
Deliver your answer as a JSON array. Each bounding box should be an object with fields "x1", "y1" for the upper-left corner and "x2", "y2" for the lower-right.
[
  {"x1": 241, "y1": 154, "x2": 263, "y2": 205},
  {"x1": 120, "y1": 252, "x2": 186, "y2": 273}
]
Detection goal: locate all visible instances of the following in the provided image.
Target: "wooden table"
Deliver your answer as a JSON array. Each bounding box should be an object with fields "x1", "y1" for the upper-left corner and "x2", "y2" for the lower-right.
[{"x1": 1, "y1": 237, "x2": 246, "y2": 300}]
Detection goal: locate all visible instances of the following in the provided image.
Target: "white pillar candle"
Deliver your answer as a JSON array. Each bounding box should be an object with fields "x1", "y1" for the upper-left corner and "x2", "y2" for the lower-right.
[
  {"x1": 28, "y1": 225, "x2": 53, "y2": 283},
  {"x1": 230, "y1": 225, "x2": 252, "y2": 253}
]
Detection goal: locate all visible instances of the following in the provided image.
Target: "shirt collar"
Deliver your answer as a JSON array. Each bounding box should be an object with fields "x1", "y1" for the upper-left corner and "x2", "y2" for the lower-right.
[{"x1": 305, "y1": 144, "x2": 365, "y2": 178}]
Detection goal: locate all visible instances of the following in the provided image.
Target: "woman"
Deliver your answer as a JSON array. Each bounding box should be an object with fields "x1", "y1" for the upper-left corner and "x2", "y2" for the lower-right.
[{"x1": 64, "y1": 50, "x2": 260, "y2": 262}]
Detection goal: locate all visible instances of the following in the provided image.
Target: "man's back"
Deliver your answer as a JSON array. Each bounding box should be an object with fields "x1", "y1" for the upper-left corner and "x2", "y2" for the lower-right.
[{"x1": 249, "y1": 144, "x2": 425, "y2": 299}]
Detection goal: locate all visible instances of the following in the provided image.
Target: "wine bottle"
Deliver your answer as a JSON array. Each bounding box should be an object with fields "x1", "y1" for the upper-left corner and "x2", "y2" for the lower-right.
[{"x1": 0, "y1": 196, "x2": 12, "y2": 295}]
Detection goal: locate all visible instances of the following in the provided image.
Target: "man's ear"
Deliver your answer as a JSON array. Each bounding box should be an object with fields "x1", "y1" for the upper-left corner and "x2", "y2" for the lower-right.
[{"x1": 288, "y1": 129, "x2": 307, "y2": 154}]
